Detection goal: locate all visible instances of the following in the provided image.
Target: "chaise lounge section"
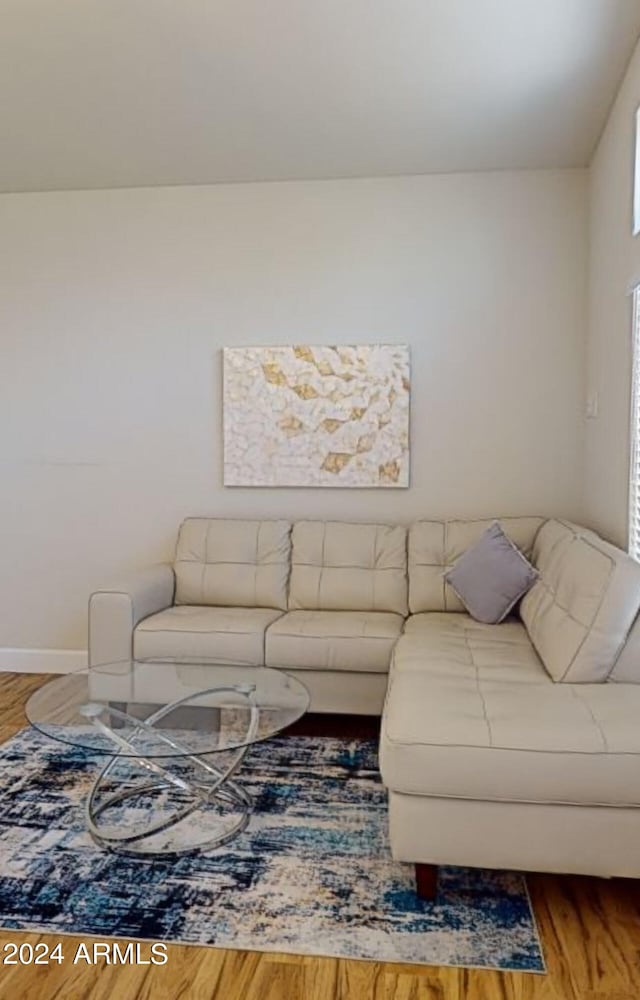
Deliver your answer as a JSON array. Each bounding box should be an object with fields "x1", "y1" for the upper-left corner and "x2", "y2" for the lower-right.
[{"x1": 381, "y1": 517, "x2": 640, "y2": 894}]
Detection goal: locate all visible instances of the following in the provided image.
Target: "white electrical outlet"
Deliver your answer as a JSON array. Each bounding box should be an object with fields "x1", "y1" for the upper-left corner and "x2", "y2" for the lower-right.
[{"x1": 586, "y1": 393, "x2": 599, "y2": 419}]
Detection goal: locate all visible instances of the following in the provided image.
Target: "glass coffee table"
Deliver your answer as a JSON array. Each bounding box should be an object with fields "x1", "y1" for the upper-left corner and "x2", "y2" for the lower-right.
[{"x1": 25, "y1": 660, "x2": 309, "y2": 857}]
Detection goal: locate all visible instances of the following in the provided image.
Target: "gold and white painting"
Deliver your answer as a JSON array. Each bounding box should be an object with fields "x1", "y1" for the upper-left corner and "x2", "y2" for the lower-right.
[{"x1": 223, "y1": 345, "x2": 410, "y2": 487}]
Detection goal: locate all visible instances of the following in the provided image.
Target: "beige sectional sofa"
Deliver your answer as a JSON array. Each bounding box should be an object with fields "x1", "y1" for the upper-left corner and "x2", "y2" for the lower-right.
[{"x1": 89, "y1": 515, "x2": 640, "y2": 889}]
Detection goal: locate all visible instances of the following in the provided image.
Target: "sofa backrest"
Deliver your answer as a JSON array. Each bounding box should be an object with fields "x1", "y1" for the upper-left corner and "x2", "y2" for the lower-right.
[
  {"x1": 521, "y1": 519, "x2": 640, "y2": 683},
  {"x1": 609, "y1": 611, "x2": 640, "y2": 682},
  {"x1": 408, "y1": 517, "x2": 544, "y2": 614},
  {"x1": 174, "y1": 518, "x2": 291, "y2": 609},
  {"x1": 289, "y1": 520, "x2": 408, "y2": 614}
]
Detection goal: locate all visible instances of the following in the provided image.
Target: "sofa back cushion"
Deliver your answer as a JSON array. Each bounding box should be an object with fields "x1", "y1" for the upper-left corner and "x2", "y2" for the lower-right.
[
  {"x1": 289, "y1": 521, "x2": 407, "y2": 614},
  {"x1": 408, "y1": 517, "x2": 544, "y2": 613},
  {"x1": 520, "y1": 519, "x2": 640, "y2": 683},
  {"x1": 174, "y1": 518, "x2": 291, "y2": 609},
  {"x1": 609, "y1": 612, "x2": 640, "y2": 683}
]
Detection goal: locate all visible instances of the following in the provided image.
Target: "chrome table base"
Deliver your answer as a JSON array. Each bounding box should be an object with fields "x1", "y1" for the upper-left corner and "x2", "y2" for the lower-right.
[{"x1": 81, "y1": 685, "x2": 258, "y2": 857}]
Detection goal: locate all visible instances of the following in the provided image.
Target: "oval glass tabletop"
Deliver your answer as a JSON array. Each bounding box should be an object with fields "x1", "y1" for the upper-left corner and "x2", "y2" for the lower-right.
[{"x1": 25, "y1": 660, "x2": 310, "y2": 759}]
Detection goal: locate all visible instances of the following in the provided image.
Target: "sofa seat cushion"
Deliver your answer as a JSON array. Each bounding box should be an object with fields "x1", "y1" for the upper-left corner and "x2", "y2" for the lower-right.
[
  {"x1": 134, "y1": 606, "x2": 283, "y2": 665},
  {"x1": 266, "y1": 610, "x2": 404, "y2": 673},
  {"x1": 380, "y1": 613, "x2": 640, "y2": 807}
]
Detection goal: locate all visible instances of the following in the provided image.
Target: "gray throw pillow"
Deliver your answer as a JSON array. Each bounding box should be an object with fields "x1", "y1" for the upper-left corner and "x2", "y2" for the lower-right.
[{"x1": 444, "y1": 521, "x2": 538, "y2": 624}]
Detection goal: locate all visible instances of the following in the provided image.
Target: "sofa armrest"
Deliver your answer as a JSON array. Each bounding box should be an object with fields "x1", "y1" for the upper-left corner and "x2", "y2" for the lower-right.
[{"x1": 88, "y1": 564, "x2": 175, "y2": 667}]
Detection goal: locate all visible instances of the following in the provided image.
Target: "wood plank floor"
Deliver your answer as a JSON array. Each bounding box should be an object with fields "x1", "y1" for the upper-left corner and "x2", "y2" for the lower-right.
[{"x1": 0, "y1": 672, "x2": 638, "y2": 1000}]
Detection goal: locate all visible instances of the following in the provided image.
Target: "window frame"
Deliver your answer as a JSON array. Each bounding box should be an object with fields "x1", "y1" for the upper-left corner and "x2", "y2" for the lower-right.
[{"x1": 634, "y1": 107, "x2": 640, "y2": 236}]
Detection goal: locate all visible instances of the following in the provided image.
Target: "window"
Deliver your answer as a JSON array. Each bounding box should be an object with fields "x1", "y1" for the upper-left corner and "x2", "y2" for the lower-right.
[{"x1": 629, "y1": 288, "x2": 640, "y2": 559}]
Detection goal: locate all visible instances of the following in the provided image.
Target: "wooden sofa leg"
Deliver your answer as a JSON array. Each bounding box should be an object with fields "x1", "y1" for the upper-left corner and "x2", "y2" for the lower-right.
[{"x1": 415, "y1": 863, "x2": 438, "y2": 901}]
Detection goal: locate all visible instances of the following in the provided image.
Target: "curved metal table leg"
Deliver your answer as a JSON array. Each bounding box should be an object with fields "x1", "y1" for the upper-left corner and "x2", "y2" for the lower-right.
[{"x1": 82, "y1": 685, "x2": 259, "y2": 857}]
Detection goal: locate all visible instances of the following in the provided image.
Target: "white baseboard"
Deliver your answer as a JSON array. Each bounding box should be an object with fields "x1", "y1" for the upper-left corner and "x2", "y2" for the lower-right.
[{"x1": 0, "y1": 648, "x2": 88, "y2": 674}]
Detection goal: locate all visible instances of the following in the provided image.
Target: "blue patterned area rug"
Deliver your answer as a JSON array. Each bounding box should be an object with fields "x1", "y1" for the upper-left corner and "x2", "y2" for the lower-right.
[{"x1": 0, "y1": 729, "x2": 544, "y2": 972}]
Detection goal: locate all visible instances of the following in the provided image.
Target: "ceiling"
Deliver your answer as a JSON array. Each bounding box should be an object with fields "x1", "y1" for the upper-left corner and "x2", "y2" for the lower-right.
[{"x1": 3, "y1": 0, "x2": 640, "y2": 194}]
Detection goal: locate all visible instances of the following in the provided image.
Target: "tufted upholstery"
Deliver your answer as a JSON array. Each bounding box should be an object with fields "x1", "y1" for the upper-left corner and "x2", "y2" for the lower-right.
[
  {"x1": 174, "y1": 518, "x2": 291, "y2": 610},
  {"x1": 381, "y1": 613, "x2": 640, "y2": 806},
  {"x1": 288, "y1": 521, "x2": 408, "y2": 615},
  {"x1": 408, "y1": 517, "x2": 544, "y2": 614},
  {"x1": 610, "y1": 612, "x2": 640, "y2": 683},
  {"x1": 520, "y1": 519, "x2": 640, "y2": 683}
]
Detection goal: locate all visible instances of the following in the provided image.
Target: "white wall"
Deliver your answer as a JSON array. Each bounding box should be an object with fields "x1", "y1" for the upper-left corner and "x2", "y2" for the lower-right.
[
  {"x1": 586, "y1": 38, "x2": 640, "y2": 546},
  {"x1": 0, "y1": 170, "x2": 587, "y2": 651}
]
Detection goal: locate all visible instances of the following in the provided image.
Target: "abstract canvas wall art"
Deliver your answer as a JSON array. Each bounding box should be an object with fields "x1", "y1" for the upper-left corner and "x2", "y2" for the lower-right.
[{"x1": 223, "y1": 345, "x2": 410, "y2": 487}]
